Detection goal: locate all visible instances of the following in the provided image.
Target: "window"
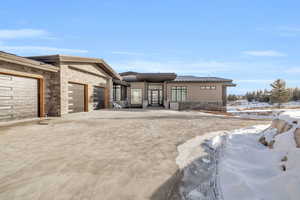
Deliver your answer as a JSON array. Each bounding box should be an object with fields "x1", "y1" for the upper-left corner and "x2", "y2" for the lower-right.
[
  {"x1": 171, "y1": 86, "x2": 187, "y2": 102},
  {"x1": 113, "y1": 85, "x2": 121, "y2": 101},
  {"x1": 131, "y1": 88, "x2": 142, "y2": 104},
  {"x1": 200, "y1": 85, "x2": 216, "y2": 90},
  {"x1": 121, "y1": 86, "x2": 127, "y2": 100},
  {"x1": 113, "y1": 85, "x2": 127, "y2": 101}
]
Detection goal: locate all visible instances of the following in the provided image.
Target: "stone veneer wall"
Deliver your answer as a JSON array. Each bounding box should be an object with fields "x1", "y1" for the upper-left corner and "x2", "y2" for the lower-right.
[
  {"x1": 170, "y1": 101, "x2": 226, "y2": 112},
  {"x1": 0, "y1": 61, "x2": 61, "y2": 116},
  {"x1": 59, "y1": 63, "x2": 110, "y2": 115}
]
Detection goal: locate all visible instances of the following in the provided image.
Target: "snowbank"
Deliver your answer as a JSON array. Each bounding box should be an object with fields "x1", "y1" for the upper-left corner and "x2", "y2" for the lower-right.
[{"x1": 177, "y1": 111, "x2": 300, "y2": 200}]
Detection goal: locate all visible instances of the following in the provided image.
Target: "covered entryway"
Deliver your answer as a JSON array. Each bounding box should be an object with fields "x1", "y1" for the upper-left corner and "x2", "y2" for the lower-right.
[
  {"x1": 93, "y1": 86, "x2": 105, "y2": 110},
  {"x1": 0, "y1": 74, "x2": 39, "y2": 121},
  {"x1": 68, "y1": 82, "x2": 85, "y2": 113},
  {"x1": 148, "y1": 84, "x2": 163, "y2": 107}
]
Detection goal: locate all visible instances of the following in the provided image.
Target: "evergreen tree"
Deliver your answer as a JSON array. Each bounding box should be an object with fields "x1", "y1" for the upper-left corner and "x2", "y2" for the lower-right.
[
  {"x1": 227, "y1": 94, "x2": 238, "y2": 101},
  {"x1": 270, "y1": 79, "x2": 289, "y2": 107},
  {"x1": 292, "y1": 87, "x2": 300, "y2": 101}
]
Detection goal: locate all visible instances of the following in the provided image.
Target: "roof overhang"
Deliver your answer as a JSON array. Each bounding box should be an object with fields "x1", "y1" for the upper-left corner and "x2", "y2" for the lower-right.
[
  {"x1": 27, "y1": 54, "x2": 122, "y2": 80},
  {"x1": 113, "y1": 79, "x2": 130, "y2": 86},
  {"x1": 136, "y1": 73, "x2": 177, "y2": 82},
  {"x1": 0, "y1": 52, "x2": 58, "y2": 72},
  {"x1": 224, "y1": 83, "x2": 237, "y2": 87}
]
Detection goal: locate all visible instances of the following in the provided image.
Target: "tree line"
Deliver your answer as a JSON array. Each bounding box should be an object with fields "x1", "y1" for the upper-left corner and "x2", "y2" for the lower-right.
[{"x1": 228, "y1": 79, "x2": 299, "y2": 106}]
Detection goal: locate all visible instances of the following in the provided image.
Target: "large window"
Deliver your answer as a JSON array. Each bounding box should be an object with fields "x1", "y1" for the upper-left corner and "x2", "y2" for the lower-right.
[
  {"x1": 171, "y1": 86, "x2": 187, "y2": 102},
  {"x1": 113, "y1": 85, "x2": 121, "y2": 101},
  {"x1": 113, "y1": 85, "x2": 127, "y2": 101},
  {"x1": 131, "y1": 88, "x2": 142, "y2": 104}
]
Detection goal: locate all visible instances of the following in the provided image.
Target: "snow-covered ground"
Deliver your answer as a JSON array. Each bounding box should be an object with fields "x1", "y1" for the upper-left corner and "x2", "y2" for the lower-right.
[
  {"x1": 227, "y1": 101, "x2": 300, "y2": 120},
  {"x1": 227, "y1": 101, "x2": 300, "y2": 112},
  {"x1": 177, "y1": 111, "x2": 300, "y2": 200}
]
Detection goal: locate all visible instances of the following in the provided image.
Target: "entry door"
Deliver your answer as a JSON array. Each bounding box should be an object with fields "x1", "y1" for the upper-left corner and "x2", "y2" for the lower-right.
[
  {"x1": 93, "y1": 86, "x2": 105, "y2": 110},
  {"x1": 68, "y1": 83, "x2": 85, "y2": 113},
  {"x1": 151, "y1": 90, "x2": 159, "y2": 105},
  {"x1": 0, "y1": 74, "x2": 38, "y2": 121}
]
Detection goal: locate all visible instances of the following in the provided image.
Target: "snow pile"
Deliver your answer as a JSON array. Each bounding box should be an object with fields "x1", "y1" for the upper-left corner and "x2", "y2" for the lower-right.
[
  {"x1": 220, "y1": 128, "x2": 300, "y2": 200},
  {"x1": 176, "y1": 126, "x2": 268, "y2": 200},
  {"x1": 177, "y1": 111, "x2": 300, "y2": 200},
  {"x1": 221, "y1": 111, "x2": 300, "y2": 200}
]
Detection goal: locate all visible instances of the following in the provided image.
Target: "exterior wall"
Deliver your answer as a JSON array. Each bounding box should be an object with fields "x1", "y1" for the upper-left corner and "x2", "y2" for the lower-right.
[
  {"x1": 127, "y1": 82, "x2": 145, "y2": 107},
  {"x1": 59, "y1": 63, "x2": 110, "y2": 115},
  {"x1": 166, "y1": 82, "x2": 223, "y2": 102},
  {"x1": 0, "y1": 61, "x2": 60, "y2": 116},
  {"x1": 166, "y1": 82, "x2": 225, "y2": 111}
]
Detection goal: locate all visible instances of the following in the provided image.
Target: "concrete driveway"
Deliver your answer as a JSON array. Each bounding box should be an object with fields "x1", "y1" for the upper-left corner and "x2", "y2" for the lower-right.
[{"x1": 0, "y1": 110, "x2": 269, "y2": 200}]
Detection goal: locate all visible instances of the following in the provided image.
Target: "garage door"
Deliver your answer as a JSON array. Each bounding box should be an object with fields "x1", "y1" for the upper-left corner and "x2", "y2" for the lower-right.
[
  {"x1": 93, "y1": 86, "x2": 105, "y2": 110},
  {"x1": 0, "y1": 74, "x2": 39, "y2": 121},
  {"x1": 68, "y1": 83, "x2": 85, "y2": 113}
]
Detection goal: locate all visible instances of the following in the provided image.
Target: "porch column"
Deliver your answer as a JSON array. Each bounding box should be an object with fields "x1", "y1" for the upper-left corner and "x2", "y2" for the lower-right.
[
  {"x1": 163, "y1": 81, "x2": 169, "y2": 108},
  {"x1": 143, "y1": 81, "x2": 148, "y2": 108}
]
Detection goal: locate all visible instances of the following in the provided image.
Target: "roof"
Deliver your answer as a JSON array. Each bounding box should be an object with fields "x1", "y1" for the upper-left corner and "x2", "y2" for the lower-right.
[
  {"x1": 172, "y1": 75, "x2": 233, "y2": 83},
  {"x1": 113, "y1": 79, "x2": 130, "y2": 86},
  {"x1": 0, "y1": 51, "x2": 58, "y2": 72},
  {"x1": 119, "y1": 71, "x2": 138, "y2": 76},
  {"x1": 121, "y1": 72, "x2": 177, "y2": 82},
  {"x1": 28, "y1": 54, "x2": 122, "y2": 80}
]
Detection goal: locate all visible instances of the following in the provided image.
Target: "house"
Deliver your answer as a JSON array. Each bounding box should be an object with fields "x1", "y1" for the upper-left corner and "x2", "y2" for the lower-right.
[
  {"x1": 113, "y1": 71, "x2": 236, "y2": 111},
  {"x1": 0, "y1": 50, "x2": 236, "y2": 122},
  {"x1": 0, "y1": 51, "x2": 121, "y2": 121}
]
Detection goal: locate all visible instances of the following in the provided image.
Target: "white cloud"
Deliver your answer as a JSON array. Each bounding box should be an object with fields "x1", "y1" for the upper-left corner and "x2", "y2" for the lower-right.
[
  {"x1": 0, "y1": 29, "x2": 50, "y2": 39},
  {"x1": 243, "y1": 50, "x2": 286, "y2": 57},
  {"x1": 111, "y1": 51, "x2": 144, "y2": 56},
  {"x1": 0, "y1": 45, "x2": 88, "y2": 54},
  {"x1": 284, "y1": 67, "x2": 300, "y2": 74}
]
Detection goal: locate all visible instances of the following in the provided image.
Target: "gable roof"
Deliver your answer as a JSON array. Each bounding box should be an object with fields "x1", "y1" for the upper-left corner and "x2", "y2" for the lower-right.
[
  {"x1": 0, "y1": 51, "x2": 58, "y2": 72},
  {"x1": 28, "y1": 54, "x2": 122, "y2": 80}
]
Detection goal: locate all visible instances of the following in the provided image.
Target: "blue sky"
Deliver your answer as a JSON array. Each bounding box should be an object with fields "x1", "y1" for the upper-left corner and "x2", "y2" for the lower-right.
[{"x1": 1, "y1": 0, "x2": 300, "y2": 94}]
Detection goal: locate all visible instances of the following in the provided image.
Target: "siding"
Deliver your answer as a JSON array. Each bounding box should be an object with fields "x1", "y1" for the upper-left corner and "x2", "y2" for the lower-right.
[
  {"x1": 0, "y1": 61, "x2": 60, "y2": 116},
  {"x1": 166, "y1": 82, "x2": 224, "y2": 102},
  {"x1": 60, "y1": 63, "x2": 110, "y2": 115}
]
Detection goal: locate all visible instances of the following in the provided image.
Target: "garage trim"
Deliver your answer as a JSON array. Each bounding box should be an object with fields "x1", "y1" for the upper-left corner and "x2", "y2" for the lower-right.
[
  {"x1": 0, "y1": 71, "x2": 45, "y2": 118},
  {"x1": 68, "y1": 81, "x2": 89, "y2": 112}
]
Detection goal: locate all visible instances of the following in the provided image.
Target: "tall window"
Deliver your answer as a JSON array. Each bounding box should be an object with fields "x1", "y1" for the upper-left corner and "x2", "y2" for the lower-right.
[
  {"x1": 131, "y1": 88, "x2": 142, "y2": 104},
  {"x1": 113, "y1": 85, "x2": 121, "y2": 101},
  {"x1": 171, "y1": 86, "x2": 187, "y2": 102}
]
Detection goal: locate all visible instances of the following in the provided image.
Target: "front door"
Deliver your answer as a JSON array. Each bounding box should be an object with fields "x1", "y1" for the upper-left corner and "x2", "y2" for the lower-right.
[{"x1": 150, "y1": 89, "x2": 159, "y2": 106}]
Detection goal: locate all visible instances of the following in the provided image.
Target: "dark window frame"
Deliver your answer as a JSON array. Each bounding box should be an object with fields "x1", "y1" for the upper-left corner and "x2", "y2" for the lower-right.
[
  {"x1": 113, "y1": 85, "x2": 127, "y2": 101},
  {"x1": 171, "y1": 86, "x2": 187, "y2": 102}
]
